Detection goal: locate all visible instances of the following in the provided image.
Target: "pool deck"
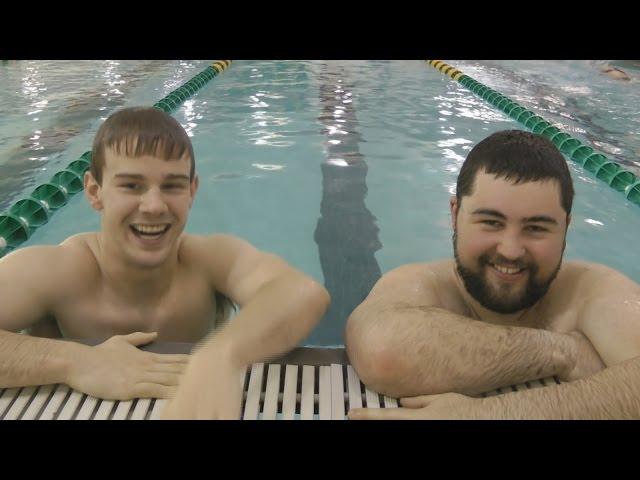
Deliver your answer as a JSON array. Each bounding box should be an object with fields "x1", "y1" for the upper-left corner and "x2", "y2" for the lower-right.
[{"x1": 0, "y1": 341, "x2": 560, "y2": 420}]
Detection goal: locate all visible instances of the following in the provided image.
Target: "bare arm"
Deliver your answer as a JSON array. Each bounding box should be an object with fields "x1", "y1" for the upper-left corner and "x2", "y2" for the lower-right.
[
  {"x1": 0, "y1": 330, "x2": 83, "y2": 388},
  {"x1": 350, "y1": 356, "x2": 640, "y2": 419},
  {"x1": 483, "y1": 267, "x2": 640, "y2": 419},
  {"x1": 494, "y1": 265, "x2": 640, "y2": 418},
  {"x1": 470, "y1": 355, "x2": 640, "y2": 419},
  {"x1": 351, "y1": 264, "x2": 640, "y2": 420},
  {"x1": 162, "y1": 235, "x2": 330, "y2": 418},
  {"x1": 346, "y1": 264, "x2": 578, "y2": 397},
  {"x1": 201, "y1": 235, "x2": 330, "y2": 364},
  {"x1": 482, "y1": 268, "x2": 640, "y2": 419},
  {"x1": 0, "y1": 246, "x2": 80, "y2": 387},
  {"x1": 0, "y1": 246, "x2": 188, "y2": 398}
]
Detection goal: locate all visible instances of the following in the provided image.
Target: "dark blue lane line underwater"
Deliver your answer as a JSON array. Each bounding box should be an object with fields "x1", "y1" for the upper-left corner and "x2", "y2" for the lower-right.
[{"x1": 308, "y1": 64, "x2": 382, "y2": 346}]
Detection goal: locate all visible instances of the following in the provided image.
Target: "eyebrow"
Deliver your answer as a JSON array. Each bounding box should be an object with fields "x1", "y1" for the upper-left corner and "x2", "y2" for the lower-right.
[
  {"x1": 471, "y1": 209, "x2": 559, "y2": 225},
  {"x1": 114, "y1": 173, "x2": 190, "y2": 181}
]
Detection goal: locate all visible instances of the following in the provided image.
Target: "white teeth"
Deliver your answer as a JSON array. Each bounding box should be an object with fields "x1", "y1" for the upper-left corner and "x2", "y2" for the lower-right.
[
  {"x1": 132, "y1": 224, "x2": 168, "y2": 234},
  {"x1": 494, "y1": 264, "x2": 522, "y2": 275}
]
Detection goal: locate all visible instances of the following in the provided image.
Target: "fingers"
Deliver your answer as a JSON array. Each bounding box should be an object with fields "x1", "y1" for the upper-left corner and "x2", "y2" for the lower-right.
[
  {"x1": 348, "y1": 407, "x2": 416, "y2": 420},
  {"x1": 141, "y1": 372, "x2": 184, "y2": 387},
  {"x1": 150, "y1": 353, "x2": 191, "y2": 364},
  {"x1": 148, "y1": 362, "x2": 188, "y2": 375},
  {"x1": 121, "y1": 331, "x2": 158, "y2": 346},
  {"x1": 400, "y1": 395, "x2": 435, "y2": 408},
  {"x1": 135, "y1": 383, "x2": 177, "y2": 399}
]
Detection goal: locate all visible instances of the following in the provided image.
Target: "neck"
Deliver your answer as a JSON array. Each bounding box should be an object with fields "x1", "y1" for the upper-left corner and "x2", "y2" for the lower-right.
[{"x1": 95, "y1": 233, "x2": 179, "y2": 303}]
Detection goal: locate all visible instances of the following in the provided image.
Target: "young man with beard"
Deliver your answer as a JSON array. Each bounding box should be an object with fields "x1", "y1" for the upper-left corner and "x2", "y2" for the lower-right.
[{"x1": 346, "y1": 130, "x2": 640, "y2": 419}]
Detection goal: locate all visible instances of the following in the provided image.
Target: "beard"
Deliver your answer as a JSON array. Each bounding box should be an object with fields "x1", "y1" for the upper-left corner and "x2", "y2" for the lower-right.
[{"x1": 452, "y1": 231, "x2": 563, "y2": 314}]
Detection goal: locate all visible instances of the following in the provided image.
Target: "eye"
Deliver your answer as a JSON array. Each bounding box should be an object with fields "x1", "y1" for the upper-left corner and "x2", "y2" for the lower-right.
[
  {"x1": 120, "y1": 183, "x2": 140, "y2": 190},
  {"x1": 526, "y1": 225, "x2": 548, "y2": 233},
  {"x1": 481, "y1": 220, "x2": 502, "y2": 227},
  {"x1": 163, "y1": 183, "x2": 187, "y2": 191}
]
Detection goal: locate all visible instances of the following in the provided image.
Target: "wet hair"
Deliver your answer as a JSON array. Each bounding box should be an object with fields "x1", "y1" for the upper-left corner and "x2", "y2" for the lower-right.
[
  {"x1": 90, "y1": 106, "x2": 195, "y2": 185},
  {"x1": 456, "y1": 130, "x2": 574, "y2": 215}
]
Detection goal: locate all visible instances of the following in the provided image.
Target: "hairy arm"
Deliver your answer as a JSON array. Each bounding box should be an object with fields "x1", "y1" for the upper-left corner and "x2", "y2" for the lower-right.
[
  {"x1": 471, "y1": 355, "x2": 640, "y2": 419},
  {"x1": 0, "y1": 330, "x2": 84, "y2": 388},
  {"x1": 346, "y1": 264, "x2": 579, "y2": 397},
  {"x1": 350, "y1": 355, "x2": 640, "y2": 419},
  {"x1": 481, "y1": 265, "x2": 640, "y2": 419},
  {"x1": 350, "y1": 263, "x2": 640, "y2": 420}
]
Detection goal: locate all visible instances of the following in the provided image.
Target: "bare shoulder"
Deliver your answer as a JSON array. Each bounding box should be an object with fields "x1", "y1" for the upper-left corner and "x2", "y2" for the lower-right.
[
  {"x1": 179, "y1": 233, "x2": 256, "y2": 265},
  {"x1": 2, "y1": 233, "x2": 95, "y2": 270},
  {"x1": 560, "y1": 263, "x2": 640, "y2": 365},
  {"x1": 377, "y1": 260, "x2": 449, "y2": 286},
  {"x1": 182, "y1": 232, "x2": 254, "y2": 250},
  {"x1": 560, "y1": 260, "x2": 639, "y2": 297},
  {"x1": 368, "y1": 260, "x2": 452, "y2": 306},
  {"x1": 178, "y1": 233, "x2": 263, "y2": 284},
  {"x1": 179, "y1": 233, "x2": 303, "y2": 306},
  {"x1": 0, "y1": 233, "x2": 99, "y2": 299}
]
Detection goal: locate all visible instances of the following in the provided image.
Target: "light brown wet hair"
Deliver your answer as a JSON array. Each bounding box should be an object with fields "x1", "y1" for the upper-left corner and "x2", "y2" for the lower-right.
[{"x1": 90, "y1": 106, "x2": 195, "y2": 185}]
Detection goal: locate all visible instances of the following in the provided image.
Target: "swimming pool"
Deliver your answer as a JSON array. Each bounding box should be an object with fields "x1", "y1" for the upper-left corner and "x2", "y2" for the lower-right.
[{"x1": 2, "y1": 60, "x2": 640, "y2": 346}]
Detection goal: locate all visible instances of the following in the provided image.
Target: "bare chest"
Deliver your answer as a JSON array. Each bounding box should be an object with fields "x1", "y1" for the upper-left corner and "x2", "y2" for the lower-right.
[{"x1": 53, "y1": 280, "x2": 218, "y2": 342}]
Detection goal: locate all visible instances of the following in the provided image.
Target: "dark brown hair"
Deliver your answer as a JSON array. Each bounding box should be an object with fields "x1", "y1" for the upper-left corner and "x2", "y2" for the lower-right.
[{"x1": 456, "y1": 130, "x2": 574, "y2": 215}]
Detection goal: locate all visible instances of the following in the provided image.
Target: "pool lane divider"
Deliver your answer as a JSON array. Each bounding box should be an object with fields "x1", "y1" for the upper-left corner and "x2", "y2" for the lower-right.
[
  {"x1": 425, "y1": 60, "x2": 640, "y2": 209},
  {"x1": 0, "y1": 61, "x2": 232, "y2": 258}
]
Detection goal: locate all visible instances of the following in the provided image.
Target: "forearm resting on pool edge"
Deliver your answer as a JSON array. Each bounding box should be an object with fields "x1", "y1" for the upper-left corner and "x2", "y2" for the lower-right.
[
  {"x1": 0, "y1": 329, "x2": 84, "y2": 388},
  {"x1": 196, "y1": 276, "x2": 330, "y2": 367},
  {"x1": 346, "y1": 304, "x2": 578, "y2": 398},
  {"x1": 474, "y1": 355, "x2": 640, "y2": 419}
]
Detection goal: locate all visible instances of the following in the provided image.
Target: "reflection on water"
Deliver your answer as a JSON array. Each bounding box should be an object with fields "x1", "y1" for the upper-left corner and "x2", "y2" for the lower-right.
[
  {"x1": 0, "y1": 60, "x2": 181, "y2": 211},
  {"x1": 4, "y1": 60, "x2": 640, "y2": 346},
  {"x1": 454, "y1": 60, "x2": 640, "y2": 175}
]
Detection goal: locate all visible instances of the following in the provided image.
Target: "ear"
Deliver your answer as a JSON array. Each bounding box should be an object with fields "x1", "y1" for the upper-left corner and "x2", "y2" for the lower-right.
[
  {"x1": 189, "y1": 175, "x2": 199, "y2": 207},
  {"x1": 84, "y1": 171, "x2": 103, "y2": 211},
  {"x1": 449, "y1": 196, "x2": 459, "y2": 231}
]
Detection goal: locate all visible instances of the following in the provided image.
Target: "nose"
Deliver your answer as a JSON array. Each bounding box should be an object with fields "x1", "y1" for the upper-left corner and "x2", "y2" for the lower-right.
[
  {"x1": 496, "y1": 231, "x2": 526, "y2": 262},
  {"x1": 139, "y1": 187, "x2": 168, "y2": 215}
]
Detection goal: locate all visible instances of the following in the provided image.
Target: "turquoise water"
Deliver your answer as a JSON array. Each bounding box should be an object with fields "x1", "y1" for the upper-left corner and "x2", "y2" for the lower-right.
[
  {"x1": 2, "y1": 60, "x2": 640, "y2": 346},
  {"x1": 455, "y1": 60, "x2": 640, "y2": 175}
]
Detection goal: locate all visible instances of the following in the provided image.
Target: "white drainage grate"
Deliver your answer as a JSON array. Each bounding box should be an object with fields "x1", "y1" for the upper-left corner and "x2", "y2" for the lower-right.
[{"x1": 0, "y1": 367, "x2": 560, "y2": 420}]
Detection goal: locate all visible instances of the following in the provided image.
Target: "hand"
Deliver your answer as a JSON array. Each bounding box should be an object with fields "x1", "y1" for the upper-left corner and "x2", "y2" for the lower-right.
[
  {"x1": 560, "y1": 331, "x2": 606, "y2": 382},
  {"x1": 66, "y1": 332, "x2": 190, "y2": 400},
  {"x1": 160, "y1": 341, "x2": 245, "y2": 419},
  {"x1": 349, "y1": 392, "x2": 479, "y2": 420}
]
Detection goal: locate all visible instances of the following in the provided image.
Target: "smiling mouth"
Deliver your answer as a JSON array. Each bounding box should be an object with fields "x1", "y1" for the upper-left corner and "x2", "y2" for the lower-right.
[
  {"x1": 489, "y1": 263, "x2": 526, "y2": 276},
  {"x1": 130, "y1": 224, "x2": 171, "y2": 240}
]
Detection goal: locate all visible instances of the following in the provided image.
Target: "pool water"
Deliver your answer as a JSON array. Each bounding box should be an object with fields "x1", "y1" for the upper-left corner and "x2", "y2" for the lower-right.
[{"x1": 2, "y1": 60, "x2": 640, "y2": 346}]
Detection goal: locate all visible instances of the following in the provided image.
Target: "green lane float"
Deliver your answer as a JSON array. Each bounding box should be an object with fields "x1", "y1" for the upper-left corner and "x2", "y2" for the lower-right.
[
  {"x1": 0, "y1": 61, "x2": 233, "y2": 258},
  {"x1": 425, "y1": 60, "x2": 640, "y2": 208},
  {"x1": 152, "y1": 60, "x2": 232, "y2": 114}
]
